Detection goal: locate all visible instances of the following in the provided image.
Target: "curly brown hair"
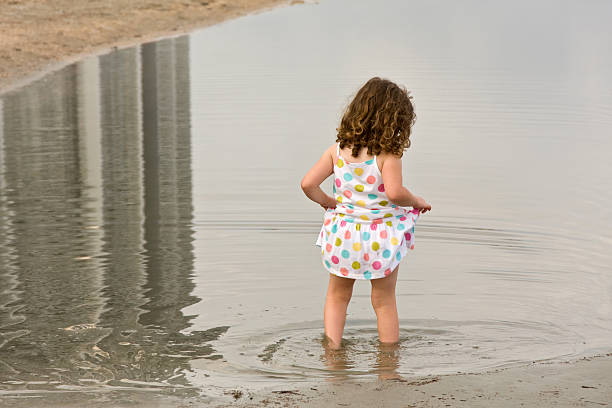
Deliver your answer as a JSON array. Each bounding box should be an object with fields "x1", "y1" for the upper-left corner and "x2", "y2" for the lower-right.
[{"x1": 336, "y1": 77, "x2": 416, "y2": 158}]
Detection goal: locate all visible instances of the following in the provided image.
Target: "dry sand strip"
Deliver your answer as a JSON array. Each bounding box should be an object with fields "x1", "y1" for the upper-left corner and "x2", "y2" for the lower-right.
[{"x1": 0, "y1": 0, "x2": 300, "y2": 92}]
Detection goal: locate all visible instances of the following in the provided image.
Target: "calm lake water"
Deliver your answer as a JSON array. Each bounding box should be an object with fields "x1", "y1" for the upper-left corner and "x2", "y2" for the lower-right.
[{"x1": 1, "y1": 0, "x2": 612, "y2": 402}]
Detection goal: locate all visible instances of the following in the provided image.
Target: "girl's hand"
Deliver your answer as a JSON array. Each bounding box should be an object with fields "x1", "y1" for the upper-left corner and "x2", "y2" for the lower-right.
[
  {"x1": 320, "y1": 195, "x2": 337, "y2": 211},
  {"x1": 413, "y1": 196, "x2": 431, "y2": 214}
]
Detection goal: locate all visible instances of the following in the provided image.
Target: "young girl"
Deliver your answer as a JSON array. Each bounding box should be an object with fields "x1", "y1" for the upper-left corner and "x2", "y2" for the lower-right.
[{"x1": 301, "y1": 77, "x2": 431, "y2": 350}]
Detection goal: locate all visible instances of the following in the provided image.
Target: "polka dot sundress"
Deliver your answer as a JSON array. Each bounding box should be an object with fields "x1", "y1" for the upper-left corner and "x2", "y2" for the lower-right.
[{"x1": 315, "y1": 143, "x2": 420, "y2": 280}]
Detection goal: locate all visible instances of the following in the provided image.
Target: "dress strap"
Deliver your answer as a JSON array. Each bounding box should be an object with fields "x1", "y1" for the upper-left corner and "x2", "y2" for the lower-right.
[{"x1": 336, "y1": 143, "x2": 340, "y2": 158}]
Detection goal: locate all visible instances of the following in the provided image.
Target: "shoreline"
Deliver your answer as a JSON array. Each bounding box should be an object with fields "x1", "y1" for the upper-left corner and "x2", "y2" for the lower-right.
[
  {"x1": 0, "y1": 0, "x2": 295, "y2": 94},
  {"x1": 1, "y1": 353, "x2": 611, "y2": 407},
  {"x1": 227, "y1": 352, "x2": 612, "y2": 407}
]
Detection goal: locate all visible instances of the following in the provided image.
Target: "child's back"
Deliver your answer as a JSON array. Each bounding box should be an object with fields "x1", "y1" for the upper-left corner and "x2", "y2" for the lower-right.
[{"x1": 316, "y1": 143, "x2": 419, "y2": 280}]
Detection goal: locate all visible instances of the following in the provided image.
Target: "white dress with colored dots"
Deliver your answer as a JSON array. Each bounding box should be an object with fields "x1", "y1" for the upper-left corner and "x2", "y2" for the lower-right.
[{"x1": 315, "y1": 143, "x2": 419, "y2": 280}]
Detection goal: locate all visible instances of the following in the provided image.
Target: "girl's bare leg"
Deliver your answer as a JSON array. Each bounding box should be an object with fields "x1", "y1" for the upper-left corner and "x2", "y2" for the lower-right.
[
  {"x1": 324, "y1": 273, "x2": 356, "y2": 349},
  {"x1": 370, "y1": 266, "x2": 400, "y2": 343}
]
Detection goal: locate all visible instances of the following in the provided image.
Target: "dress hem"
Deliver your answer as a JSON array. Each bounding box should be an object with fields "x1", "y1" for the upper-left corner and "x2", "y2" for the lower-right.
[{"x1": 318, "y1": 244, "x2": 408, "y2": 280}]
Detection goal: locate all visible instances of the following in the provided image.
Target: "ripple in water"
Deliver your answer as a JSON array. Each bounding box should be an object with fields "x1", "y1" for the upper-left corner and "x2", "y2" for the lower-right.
[{"x1": 186, "y1": 317, "x2": 579, "y2": 397}]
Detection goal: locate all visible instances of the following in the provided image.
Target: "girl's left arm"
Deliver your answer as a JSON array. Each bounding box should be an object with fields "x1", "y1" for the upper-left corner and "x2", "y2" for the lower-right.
[{"x1": 300, "y1": 144, "x2": 337, "y2": 210}]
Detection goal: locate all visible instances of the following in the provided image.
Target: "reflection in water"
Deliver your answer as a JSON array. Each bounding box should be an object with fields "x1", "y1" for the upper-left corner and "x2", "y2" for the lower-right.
[
  {"x1": 0, "y1": 36, "x2": 227, "y2": 393},
  {"x1": 0, "y1": 64, "x2": 106, "y2": 384},
  {"x1": 322, "y1": 342, "x2": 354, "y2": 383},
  {"x1": 322, "y1": 335, "x2": 400, "y2": 382},
  {"x1": 373, "y1": 342, "x2": 401, "y2": 381}
]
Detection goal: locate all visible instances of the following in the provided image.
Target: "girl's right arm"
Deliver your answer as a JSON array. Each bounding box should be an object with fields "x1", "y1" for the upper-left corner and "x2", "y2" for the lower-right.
[
  {"x1": 380, "y1": 154, "x2": 431, "y2": 213},
  {"x1": 301, "y1": 144, "x2": 338, "y2": 210}
]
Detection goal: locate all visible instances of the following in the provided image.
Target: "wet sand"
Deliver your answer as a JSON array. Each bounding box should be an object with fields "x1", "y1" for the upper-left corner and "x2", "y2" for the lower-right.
[
  {"x1": 2, "y1": 353, "x2": 611, "y2": 407},
  {"x1": 1, "y1": 1, "x2": 612, "y2": 407},
  {"x1": 242, "y1": 353, "x2": 612, "y2": 408},
  {"x1": 0, "y1": 0, "x2": 294, "y2": 92}
]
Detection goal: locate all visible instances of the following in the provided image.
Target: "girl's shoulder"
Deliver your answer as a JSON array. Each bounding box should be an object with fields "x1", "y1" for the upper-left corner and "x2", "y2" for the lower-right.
[
  {"x1": 327, "y1": 142, "x2": 339, "y2": 163},
  {"x1": 375, "y1": 151, "x2": 402, "y2": 172}
]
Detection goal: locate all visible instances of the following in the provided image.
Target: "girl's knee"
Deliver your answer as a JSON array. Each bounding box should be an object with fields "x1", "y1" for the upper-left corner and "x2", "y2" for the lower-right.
[
  {"x1": 328, "y1": 285, "x2": 354, "y2": 303},
  {"x1": 370, "y1": 274, "x2": 398, "y2": 310},
  {"x1": 327, "y1": 275, "x2": 355, "y2": 303},
  {"x1": 370, "y1": 289, "x2": 395, "y2": 311}
]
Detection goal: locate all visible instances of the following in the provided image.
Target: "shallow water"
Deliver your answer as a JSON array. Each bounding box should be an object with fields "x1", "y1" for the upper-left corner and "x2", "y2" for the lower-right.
[{"x1": 1, "y1": 0, "x2": 612, "y2": 402}]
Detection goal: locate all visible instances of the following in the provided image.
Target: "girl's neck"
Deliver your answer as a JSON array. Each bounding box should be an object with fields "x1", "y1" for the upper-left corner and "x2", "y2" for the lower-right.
[{"x1": 340, "y1": 145, "x2": 375, "y2": 163}]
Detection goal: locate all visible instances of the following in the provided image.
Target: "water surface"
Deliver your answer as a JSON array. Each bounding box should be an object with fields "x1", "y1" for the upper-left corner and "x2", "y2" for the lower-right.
[{"x1": 1, "y1": 0, "x2": 612, "y2": 402}]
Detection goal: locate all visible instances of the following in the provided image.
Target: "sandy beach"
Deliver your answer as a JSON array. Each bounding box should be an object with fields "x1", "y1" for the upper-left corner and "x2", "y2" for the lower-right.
[
  {"x1": 0, "y1": 0, "x2": 292, "y2": 92},
  {"x1": 1, "y1": 1, "x2": 612, "y2": 407}
]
